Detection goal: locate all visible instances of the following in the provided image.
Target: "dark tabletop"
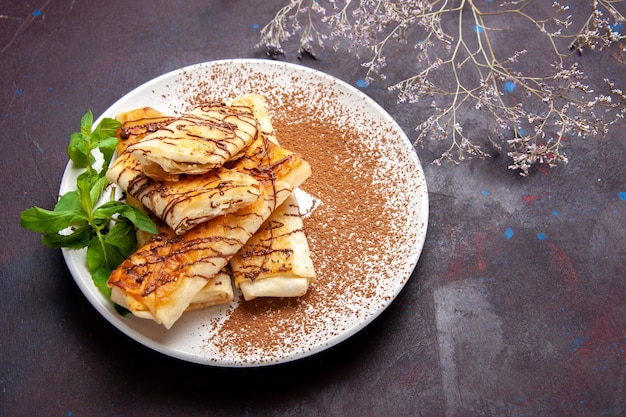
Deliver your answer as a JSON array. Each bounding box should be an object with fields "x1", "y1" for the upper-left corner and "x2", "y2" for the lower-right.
[{"x1": 2, "y1": 1, "x2": 625, "y2": 416}]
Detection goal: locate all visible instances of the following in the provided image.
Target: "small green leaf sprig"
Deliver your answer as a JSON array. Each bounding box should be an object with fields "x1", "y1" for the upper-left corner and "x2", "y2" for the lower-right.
[{"x1": 20, "y1": 110, "x2": 157, "y2": 296}]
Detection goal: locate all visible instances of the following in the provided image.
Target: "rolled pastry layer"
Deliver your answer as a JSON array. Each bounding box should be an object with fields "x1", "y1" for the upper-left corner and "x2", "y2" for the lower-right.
[
  {"x1": 231, "y1": 193, "x2": 316, "y2": 301},
  {"x1": 107, "y1": 135, "x2": 311, "y2": 328},
  {"x1": 125, "y1": 102, "x2": 258, "y2": 180},
  {"x1": 107, "y1": 152, "x2": 262, "y2": 235}
]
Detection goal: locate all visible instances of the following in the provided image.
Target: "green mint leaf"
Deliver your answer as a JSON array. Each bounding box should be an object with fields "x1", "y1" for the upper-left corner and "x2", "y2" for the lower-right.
[
  {"x1": 87, "y1": 236, "x2": 120, "y2": 298},
  {"x1": 105, "y1": 218, "x2": 138, "y2": 257},
  {"x1": 120, "y1": 205, "x2": 157, "y2": 234},
  {"x1": 94, "y1": 201, "x2": 157, "y2": 234},
  {"x1": 76, "y1": 171, "x2": 109, "y2": 215},
  {"x1": 21, "y1": 110, "x2": 148, "y2": 312},
  {"x1": 76, "y1": 171, "x2": 95, "y2": 214},
  {"x1": 91, "y1": 269, "x2": 112, "y2": 298},
  {"x1": 91, "y1": 117, "x2": 120, "y2": 143},
  {"x1": 67, "y1": 132, "x2": 89, "y2": 168},
  {"x1": 80, "y1": 110, "x2": 93, "y2": 137},
  {"x1": 53, "y1": 189, "x2": 83, "y2": 214},
  {"x1": 68, "y1": 110, "x2": 94, "y2": 168},
  {"x1": 20, "y1": 206, "x2": 78, "y2": 234},
  {"x1": 114, "y1": 304, "x2": 131, "y2": 316},
  {"x1": 91, "y1": 200, "x2": 123, "y2": 218},
  {"x1": 41, "y1": 223, "x2": 93, "y2": 249},
  {"x1": 20, "y1": 191, "x2": 88, "y2": 233},
  {"x1": 87, "y1": 219, "x2": 139, "y2": 299},
  {"x1": 91, "y1": 117, "x2": 121, "y2": 169},
  {"x1": 89, "y1": 175, "x2": 110, "y2": 208},
  {"x1": 97, "y1": 136, "x2": 119, "y2": 169}
]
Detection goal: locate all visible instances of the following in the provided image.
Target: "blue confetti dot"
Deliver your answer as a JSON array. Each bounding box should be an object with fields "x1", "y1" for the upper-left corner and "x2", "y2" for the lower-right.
[
  {"x1": 610, "y1": 22, "x2": 623, "y2": 33},
  {"x1": 473, "y1": 24, "x2": 484, "y2": 33},
  {"x1": 15, "y1": 88, "x2": 23, "y2": 96},
  {"x1": 481, "y1": 189, "x2": 489, "y2": 196},
  {"x1": 504, "y1": 81, "x2": 516, "y2": 93},
  {"x1": 252, "y1": 23, "x2": 260, "y2": 32},
  {"x1": 356, "y1": 78, "x2": 369, "y2": 88},
  {"x1": 504, "y1": 228, "x2": 514, "y2": 240},
  {"x1": 618, "y1": 191, "x2": 626, "y2": 201},
  {"x1": 537, "y1": 233, "x2": 547, "y2": 241},
  {"x1": 33, "y1": 9, "x2": 42, "y2": 17},
  {"x1": 572, "y1": 336, "x2": 588, "y2": 350}
]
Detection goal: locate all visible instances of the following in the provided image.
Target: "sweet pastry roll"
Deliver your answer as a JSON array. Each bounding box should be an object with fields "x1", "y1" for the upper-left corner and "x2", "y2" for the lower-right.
[
  {"x1": 125, "y1": 102, "x2": 258, "y2": 180},
  {"x1": 229, "y1": 94, "x2": 277, "y2": 144},
  {"x1": 185, "y1": 269, "x2": 234, "y2": 312},
  {"x1": 107, "y1": 127, "x2": 312, "y2": 328},
  {"x1": 114, "y1": 107, "x2": 176, "y2": 155},
  {"x1": 107, "y1": 106, "x2": 263, "y2": 235},
  {"x1": 231, "y1": 193, "x2": 316, "y2": 301},
  {"x1": 106, "y1": 153, "x2": 262, "y2": 235}
]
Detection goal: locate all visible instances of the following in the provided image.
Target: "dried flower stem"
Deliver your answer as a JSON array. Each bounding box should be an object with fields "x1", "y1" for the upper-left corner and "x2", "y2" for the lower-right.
[{"x1": 258, "y1": 0, "x2": 625, "y2": 175}]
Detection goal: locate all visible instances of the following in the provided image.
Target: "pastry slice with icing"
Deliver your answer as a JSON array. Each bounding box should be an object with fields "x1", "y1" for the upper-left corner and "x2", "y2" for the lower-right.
[
  {"x1": 107, "y1": 152, "x2": 262, "y2": 235},
  {"x1": 228, "y1": 94, "x2": 316, "y2": 300},
  {"x1": 230, "y1": 193, "x2": 316, "y2": 301},
  {"x1": 125, "y1": 102, "x2": 258, "y2": 180},
  {"x1": 107, "y1": 106, "x2": 262, "y2": 235},
  {"x1": 107, "y1": 130, "x2": 312, "y2": 328}
]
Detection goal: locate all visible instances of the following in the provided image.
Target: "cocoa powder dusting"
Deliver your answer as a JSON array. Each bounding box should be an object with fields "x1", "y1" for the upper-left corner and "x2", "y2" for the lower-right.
[
  {"x1": 157, "y1": 62, "x2": 427, "y2": 365},
  {"x1": 275, "y1": 116, "x2": 388, "y2": 304},
  {"x1": 205, "y1": 97, "x2": 406, "y2": 362}
]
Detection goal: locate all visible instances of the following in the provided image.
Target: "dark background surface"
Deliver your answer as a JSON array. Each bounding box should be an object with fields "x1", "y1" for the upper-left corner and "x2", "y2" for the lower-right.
[{"x1": 1, "y1": 1, "x2": 625, "y2": 416}]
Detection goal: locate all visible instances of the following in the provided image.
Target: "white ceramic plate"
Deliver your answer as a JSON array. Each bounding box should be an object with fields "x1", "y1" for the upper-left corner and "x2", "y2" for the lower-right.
[{"x1": 60, "y1": 59, "x2": 428, "y2": 367}]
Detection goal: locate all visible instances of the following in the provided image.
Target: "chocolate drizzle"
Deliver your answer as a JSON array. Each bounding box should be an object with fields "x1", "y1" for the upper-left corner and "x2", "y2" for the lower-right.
[
  {"x1": 107, "y1": 108, "x2": 311, "y2": 300},
  {"x1": 124, "y1": 102, "x2": 259, "y2": 177},
  {"x1": 119, "y1": 233, "x2": 244, "y2": 297},
  {"x1": 117, "y1": 116, "x2": 175, "y2": 142},
  {"x1": 231, "y1": 197, "x2": 309, "y2": 282}
]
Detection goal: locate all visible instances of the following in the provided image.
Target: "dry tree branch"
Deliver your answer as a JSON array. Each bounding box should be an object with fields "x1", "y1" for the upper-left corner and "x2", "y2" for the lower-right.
[{"x1": 258, "y1": 0, "x2": 625, "y2": 175}]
